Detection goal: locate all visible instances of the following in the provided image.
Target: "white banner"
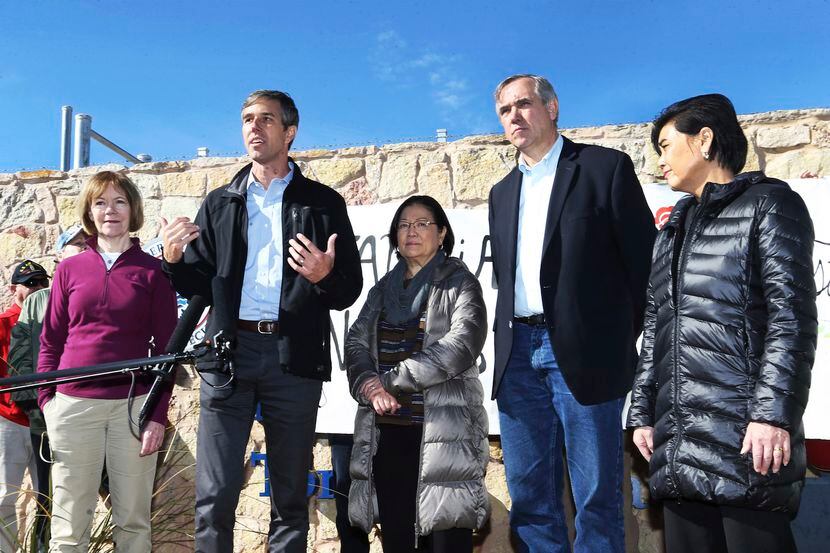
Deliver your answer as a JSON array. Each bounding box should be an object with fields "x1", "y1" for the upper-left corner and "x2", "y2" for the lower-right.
[
  {"x1": 318, "y1": 179, "x2": 830, "y2": 438},
  {"x1": 150, "y1": 179, "x2": 828, "y2": 438}
]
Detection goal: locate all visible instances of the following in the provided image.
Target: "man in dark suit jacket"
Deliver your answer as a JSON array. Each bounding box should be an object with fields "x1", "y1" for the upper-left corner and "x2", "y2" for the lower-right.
[{"x1": 488, "y1": 74, "x2": 656, "y2": 553}]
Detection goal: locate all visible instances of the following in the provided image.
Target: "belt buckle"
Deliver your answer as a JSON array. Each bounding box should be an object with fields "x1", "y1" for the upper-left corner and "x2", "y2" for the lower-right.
[{"x1": 257, "y1": 320, "x2": 277, "y2": 334}]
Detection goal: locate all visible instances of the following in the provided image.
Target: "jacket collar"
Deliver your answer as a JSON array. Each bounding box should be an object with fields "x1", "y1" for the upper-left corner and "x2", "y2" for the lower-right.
[
  {"x1": 224, "y1": 157, "x2": 304, "y2": 198},
  {"x1": 541, "y1": 136, "x2": 578, "y2": 254},
  {"x1": 84, "y1": 235, "x2": 142, "y2": 255},
  {"x1": 663, "y1": 171, "x2": 781, "y2": 230}
]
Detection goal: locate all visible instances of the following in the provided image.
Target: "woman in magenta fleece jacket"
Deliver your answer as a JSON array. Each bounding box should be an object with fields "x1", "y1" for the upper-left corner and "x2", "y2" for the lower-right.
[{"x1": 38, "y1": 171, "x2": 177, "y2": 553}]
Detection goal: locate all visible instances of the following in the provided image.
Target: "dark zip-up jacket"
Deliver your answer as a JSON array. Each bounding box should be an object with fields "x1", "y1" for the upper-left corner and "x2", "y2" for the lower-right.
[
  {"x1": 627, "y1": 172, "x2": 817, "y2": 514},
  {"x1": 163, "y1": 161, "x2": 362, "y2": 381}
]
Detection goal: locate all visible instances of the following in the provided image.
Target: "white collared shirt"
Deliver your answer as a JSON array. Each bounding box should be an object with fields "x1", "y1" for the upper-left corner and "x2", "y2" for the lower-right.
[
  {"x1": 514, "y1": 134, "x2": 563, "y2": 316},
  {"x1": 238, "y1": 163, "x2": 294, "y2": 320}
]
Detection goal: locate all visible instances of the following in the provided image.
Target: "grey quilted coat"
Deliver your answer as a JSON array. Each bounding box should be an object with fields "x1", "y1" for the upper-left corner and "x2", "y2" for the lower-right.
[
  {"x1": 627, "y1": 172, "x2": 817, "y2": 514},
  {"x1": 346, "y1": 256, "x2": 491, "y2": 537}
]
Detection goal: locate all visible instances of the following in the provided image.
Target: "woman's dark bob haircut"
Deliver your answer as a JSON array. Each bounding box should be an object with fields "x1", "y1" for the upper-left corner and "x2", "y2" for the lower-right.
[
  {"x1": 388, "y1": 195, "x2": 455, "y2": 259},
  {"x1": 651, "y1": 93, "x2": 748, "y2": 175}
]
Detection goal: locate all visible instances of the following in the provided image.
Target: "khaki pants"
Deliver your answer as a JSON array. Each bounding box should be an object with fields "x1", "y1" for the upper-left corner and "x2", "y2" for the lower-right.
[
  {"x1": 0, "y1": 415, "x2": 38, "y2": 552},
  {"x1": 43, "y1": 393, "x2": 157, "y2": 553}
]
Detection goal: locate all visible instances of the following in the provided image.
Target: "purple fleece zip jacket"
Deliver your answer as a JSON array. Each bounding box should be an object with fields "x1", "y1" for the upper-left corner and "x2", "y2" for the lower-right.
[{"x1": 37, "y1": 237, "x2": 178, "y2": 425}]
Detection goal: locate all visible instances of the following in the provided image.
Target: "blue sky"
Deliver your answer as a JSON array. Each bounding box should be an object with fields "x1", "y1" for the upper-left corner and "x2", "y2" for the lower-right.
[{"x1": 1, "y1": 0, "x2": 828, "y2": 171}]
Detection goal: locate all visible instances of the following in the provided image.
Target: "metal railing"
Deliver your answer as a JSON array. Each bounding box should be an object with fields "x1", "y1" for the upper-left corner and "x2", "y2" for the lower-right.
[{"x1": 60, "y1": 105, "x2": 151, "y2": 170}]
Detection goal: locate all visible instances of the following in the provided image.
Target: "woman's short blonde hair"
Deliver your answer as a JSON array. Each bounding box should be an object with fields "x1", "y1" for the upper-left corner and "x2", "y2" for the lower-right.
[{"x1": 78, "y1": 171, "x2": 144, "y2": 236}]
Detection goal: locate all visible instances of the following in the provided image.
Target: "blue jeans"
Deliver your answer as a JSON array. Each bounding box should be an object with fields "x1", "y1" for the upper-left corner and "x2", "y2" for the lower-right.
[{"x1": 497, "y1": 323, "x2": 625, "y2": 553}]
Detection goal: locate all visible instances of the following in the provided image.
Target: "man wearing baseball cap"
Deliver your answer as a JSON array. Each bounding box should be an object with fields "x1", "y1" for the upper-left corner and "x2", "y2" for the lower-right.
[
  {"x1": 3, "y1": 226, "x2": 88, "y2": 551},
  {"x1": 1, "y1": 259, "x2": 50, "y2": 550}
]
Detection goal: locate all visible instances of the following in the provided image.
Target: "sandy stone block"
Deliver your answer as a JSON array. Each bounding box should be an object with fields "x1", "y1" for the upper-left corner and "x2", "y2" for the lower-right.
[
  {"x1": 382, "y1": 141, "x2": 439, "y2": 154},
  {"x1": 35, "y1": 186, "x2": 58, "y2": 223},
  {"x1": 453, "y1": 134, "x2": 508, "y2": 146},
  {"x1": 378, "y1": 154, "x2": 418, "y2": 200},
  {"x1": 338, "y1": 145, "x2": 378, "y2": 157},
  {"x1": 130, "y1": 160, "x2": 189, "y2": 174},
  {"x1": 69, "y1": 163, "x2": 127, "y2": 177},
  {"x1": 188, "y1": 156, "x2": 239, "y2": 168},
  {"x1": 419, "y1": 150, "x2": 449, "y2": 165},
  {"x1": 206, "y1": 164, "x2": 246, "y2": 191},
  {"x1": 130, "y1": 173, "x2": 161, "y2": 199},
  {"x1": 0, "y1": 227, "x2": 44, "y2": 262},
  {"x1": 56, "y1": 196, "x2": 80, "y2": 226},
  {"x1": 308, "y1": 158, "x2": 365, "y2": 188},
  {"x1": 158, "y1": 197, "x2": 202, "y2": 222},
  {"x1": 764, "y1": 148, "x2": 830, "y2": 179},
  {"x1": 811, "y1": 120, "x2": 830, "y2": 149},
  {"x1": 138, "y1": 199, "x2": 163, "y2": 243},
  {"x1": 744, "y1": 140, "x2": 761, "y2": 172},
  {"x1": 566, "y1": 125, "x2": 607, "y2": 140},
  {"x1": 417, "y1": 163, "x2": 453, "y2": 207},
  {"x1": 15, "y1": 169, "x2": 66, "y2": 183},
  {"x1": 364, "y1": 155, "x2": 384, "y2": 190},
  {"x1": 641, "y1": 143, "x2": 662, "y2": 181},
  {"x1": 160, "y1": 171, "x2": 207, "y2": 197},
  {"x1": 452, "y1": 148, "x2": 512, "y2": 202},
  {"x1": 756, "y1": 125, "x2": 811, "y2": 149},
  {"x1": 601, "y1": 122, "x2": 651, "y2": 139},
  {"x1": 293, "y1": 148, "x2": 332, "y2": 160},
  {"x1": 0, "y1": 184, "x2": 41, "y2": 226},
  {"x1": 342, "y1": 176, "x2": 378, "y2": 206},
  {"x1": 51, "y1": 178, "x2": 82, "y2": 196}
]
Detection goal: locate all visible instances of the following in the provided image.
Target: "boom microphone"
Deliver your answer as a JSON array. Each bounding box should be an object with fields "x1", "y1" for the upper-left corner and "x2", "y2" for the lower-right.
[
  {"x1": 166, "y1": 295, "x2": 210, "y2": 353},
  {"x1": 138, "y1": 294, "x2": 209, "y2": 428},
  {"x1": 210, "y1": 277, "x2": 234, "y2": 338}
]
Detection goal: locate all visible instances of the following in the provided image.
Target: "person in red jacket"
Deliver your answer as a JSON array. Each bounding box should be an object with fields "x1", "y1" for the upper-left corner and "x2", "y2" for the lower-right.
[
  {"x1": 0, "y1": 260, "x2": 49, "y2": 551},
  {"x1": 38, "y1": 172, "x2": 177, "y2": 553}
]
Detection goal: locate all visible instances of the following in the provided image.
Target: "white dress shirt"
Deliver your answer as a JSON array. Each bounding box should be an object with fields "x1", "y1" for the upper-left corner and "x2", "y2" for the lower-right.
[
  {"x1": 514, "y1": 135, "x2": 563, "y2": 317},
  {"x1": 238, "y1": 163, "x2": 294, "y2": 321}
]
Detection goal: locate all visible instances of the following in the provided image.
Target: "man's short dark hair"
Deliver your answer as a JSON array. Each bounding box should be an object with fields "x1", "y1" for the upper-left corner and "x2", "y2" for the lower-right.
[
  {"x1": 242, "y1": 89, "x2": 300, "y2": 148},
  {"x1": 388, "y1": 195, "x2": 455, "y2": 259},
  {"x1": 651, "y1": 94, "x2": 748, "y2": 175}
]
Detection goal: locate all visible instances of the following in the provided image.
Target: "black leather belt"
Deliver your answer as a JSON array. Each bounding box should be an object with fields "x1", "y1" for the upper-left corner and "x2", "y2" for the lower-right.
[
  {"x1": 514, "y1": 314, "x2": 546, "y2": 326},
  {"x1": 237, "y1": 319, "x2": 279, "y2": 335}
]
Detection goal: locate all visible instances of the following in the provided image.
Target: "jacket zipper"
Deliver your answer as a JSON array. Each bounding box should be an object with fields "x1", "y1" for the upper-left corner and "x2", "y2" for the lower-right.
[
  {"x1": 412, "y1": 295, "x2": 436, "y2": 548},
  {"x1": 367, "y1": 415, "x2": 377, "y2": 531},
  {"x1": 670, "y1": 190, "x2": 709, "y2": 494},
  {"x1": 414, "y1": 419, "x2": 426, "y2": 548},
  {"x1": 98, "y1": 248, "x2": 129, "y2": 306}
]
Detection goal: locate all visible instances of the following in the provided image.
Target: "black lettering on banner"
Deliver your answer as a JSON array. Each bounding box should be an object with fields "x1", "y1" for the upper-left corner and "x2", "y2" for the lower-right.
[
  {"x1": 356, "y1": 235, "x2": 379, "y2": 285},
  {"x1": 329, "y1": 311, "x2": 351, "y2": 372},
  {"x1": 475, "y1": 235, "x2": 494, "y2": 284}
]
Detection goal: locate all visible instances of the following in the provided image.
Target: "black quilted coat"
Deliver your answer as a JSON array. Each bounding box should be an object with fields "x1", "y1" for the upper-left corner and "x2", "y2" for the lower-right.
[{"x1": 627, "y1": 172, "x2": 817, "y2": 514}]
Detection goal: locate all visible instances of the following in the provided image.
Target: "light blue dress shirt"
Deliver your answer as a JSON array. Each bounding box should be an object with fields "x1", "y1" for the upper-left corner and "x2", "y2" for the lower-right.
[
  {"x1": 238, "y1": 163, "x2": 294, "y2": 321},
  {"x1": 514, "y1": 135, "x2": 564, "y2": 316}
]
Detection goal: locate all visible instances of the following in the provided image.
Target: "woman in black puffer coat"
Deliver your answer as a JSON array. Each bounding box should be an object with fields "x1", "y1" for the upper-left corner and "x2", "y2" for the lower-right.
[{"x1": 627, "y1": 94, "x2": 817, "y2": 553}]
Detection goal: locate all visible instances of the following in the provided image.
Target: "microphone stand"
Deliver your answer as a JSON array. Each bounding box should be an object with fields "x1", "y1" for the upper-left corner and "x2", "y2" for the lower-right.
[{"x1": 0, "y1": 332, "x2": 234, "y2": 428}]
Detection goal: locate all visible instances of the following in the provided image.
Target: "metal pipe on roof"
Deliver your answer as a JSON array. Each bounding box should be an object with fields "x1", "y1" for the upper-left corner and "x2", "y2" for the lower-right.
[
  {"x1": 73, "y1": 114, "x2": 91, "y2": 169},
  {"x1": 90, "y1": 129, "x2": 142, "y2": 164},
  {"x1": 60, "y1": 106, "x2": 73, "y2": 171}
]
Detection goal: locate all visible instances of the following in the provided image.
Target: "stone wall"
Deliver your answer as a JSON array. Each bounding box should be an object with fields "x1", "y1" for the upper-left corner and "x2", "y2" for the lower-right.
[{"x1": 2, "y1": 108, "x2": 829, "y2": 552}]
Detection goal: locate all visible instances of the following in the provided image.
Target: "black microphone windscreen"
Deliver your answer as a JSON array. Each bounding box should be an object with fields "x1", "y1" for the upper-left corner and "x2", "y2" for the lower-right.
[
  {"x1": 210, "y1": 277, "x2": 234, "y2": 334},
  {"x1": 165, "y1": 295, "x2": 209, "y2": 353}
]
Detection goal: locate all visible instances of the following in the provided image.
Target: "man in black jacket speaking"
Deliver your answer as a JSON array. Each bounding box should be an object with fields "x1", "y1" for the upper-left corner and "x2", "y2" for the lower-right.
[
  {"x1": 161, "y1": 90, "x2": 362, "y2": 553},
  {"x1": 488, "y1": 74, "x2": 656, "y2": 552}
]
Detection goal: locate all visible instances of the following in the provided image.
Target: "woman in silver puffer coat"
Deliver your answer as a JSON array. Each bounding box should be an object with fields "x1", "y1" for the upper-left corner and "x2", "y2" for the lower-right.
[{"x1": 346, "y1": 195, "x2": 490, "y2": 553}]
